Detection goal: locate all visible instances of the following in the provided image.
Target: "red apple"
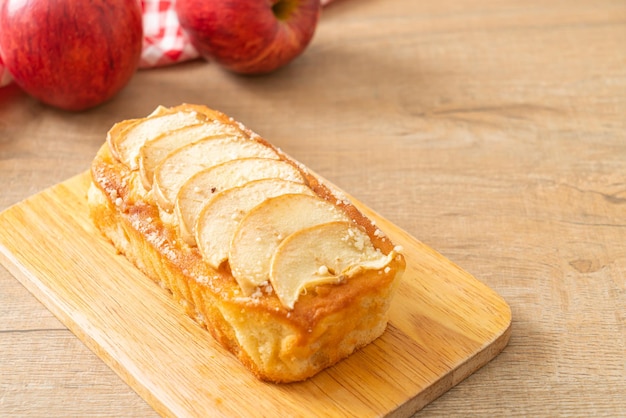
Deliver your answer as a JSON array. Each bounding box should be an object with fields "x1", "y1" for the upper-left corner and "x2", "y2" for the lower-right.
[
  {"x1": 176, "y1": 0, "x2": 321, "y2": 75},
  {"x1": 0, "y1": 0, "x2": 143, "y2": 111}
]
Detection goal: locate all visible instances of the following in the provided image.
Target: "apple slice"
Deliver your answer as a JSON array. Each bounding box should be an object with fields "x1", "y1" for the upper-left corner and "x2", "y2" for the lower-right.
[
  {"x1": 138, "y1": 122, "x2": 248, "y2": 190},
  {"x1": 175, "y1": 157, "x2": 306, "y2": 246},
  {"x1": 105, "y1": 106, "x2": 171, "y2": 155},
  {"x1": 229, "y1": 193, "x2": 350, "y2": 295},
  {"x1": 269, "y1": 221, "x2": 393, "y2": 309},
  {"x1": 106, "y1": 118, "x2": 140, "y2": 152},
  {"x1": 196, "y1": 179, "x2": 315, "y2": 269},
  {"x1": 109, "y1": 109, "x2": 207, "y2": 170},
  {"x1": 152, "y1": 137, "x2": 280, "y2": 213}
]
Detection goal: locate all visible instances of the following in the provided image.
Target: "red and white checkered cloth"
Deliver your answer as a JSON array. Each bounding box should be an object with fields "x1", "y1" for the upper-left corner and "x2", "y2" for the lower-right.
[
  {"x1": 0, "y1": 0, "x2": 334, "y2": 88},
  {"x1": 139, "y1": 0, "x2": 199, "y2": 69}
]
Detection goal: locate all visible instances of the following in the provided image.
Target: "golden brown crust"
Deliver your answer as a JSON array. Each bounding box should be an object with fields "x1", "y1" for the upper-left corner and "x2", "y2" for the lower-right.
[{"x1": 88, "y1": 104, "x2": 405, "y2": 382}]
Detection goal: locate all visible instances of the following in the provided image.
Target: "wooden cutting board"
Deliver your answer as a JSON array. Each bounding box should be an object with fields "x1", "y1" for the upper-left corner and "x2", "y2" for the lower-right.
[{"x1": 0, "y1": 172, "x2": 511, "y2": 417}]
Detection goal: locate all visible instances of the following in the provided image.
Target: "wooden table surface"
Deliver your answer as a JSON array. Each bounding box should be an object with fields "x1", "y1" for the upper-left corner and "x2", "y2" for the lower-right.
[{"x1": 1, "y1": 0, "x2": 625, "y2": 416}]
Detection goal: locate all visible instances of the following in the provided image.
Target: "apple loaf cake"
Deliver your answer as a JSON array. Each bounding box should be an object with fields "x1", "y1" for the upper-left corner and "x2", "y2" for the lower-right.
[{"x1": 88, "y1": 103, "x2": 405, "y2": 383}]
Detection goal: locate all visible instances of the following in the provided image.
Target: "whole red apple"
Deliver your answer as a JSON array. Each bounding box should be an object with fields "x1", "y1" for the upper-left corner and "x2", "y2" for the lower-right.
[
  {"x1": 176, "y1": 0, "x2": 321, "y2": 75},
  {"x1": 0, "y1": 0, "x2": 143, "y2": 111}
]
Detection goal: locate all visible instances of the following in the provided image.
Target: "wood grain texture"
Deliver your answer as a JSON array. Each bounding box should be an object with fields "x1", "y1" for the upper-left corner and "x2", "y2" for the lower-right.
[
  {"x1": 0, "y1": 173, "x2": 510, "y2": 417},
  {"x1": 1, "y1": 0, "x2": 625, "y2": 416}
]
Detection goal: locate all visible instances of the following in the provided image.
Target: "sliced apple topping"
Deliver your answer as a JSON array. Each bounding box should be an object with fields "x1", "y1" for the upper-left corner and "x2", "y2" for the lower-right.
[
  {"x1": 152, "y1": 138, "x2": 280, "y2": 213},
  {"x1": 109, "y1": 110, "x2": 207, "y2": 170},
  {"x1": 269, "y1": 221, "x2": 394, "y2": 309},
  {"x1": 175, "y1": 158, "x2": 306, "y2": 246},
  {"x1": 196, "y1": 179, "x2": 315, "y2": 269},
  {"x1": 229, "y1": 194, "x2": 350, "y2": 295},
  {"x1": 105, "y1": 106, "x2": 172, "y2": 156},
  {"x1": 138, "y1": 122, "x2": 248, "y2": 190},
  {"x1": 106, "y1": 119, "x2": 140, "y2": 154}
]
